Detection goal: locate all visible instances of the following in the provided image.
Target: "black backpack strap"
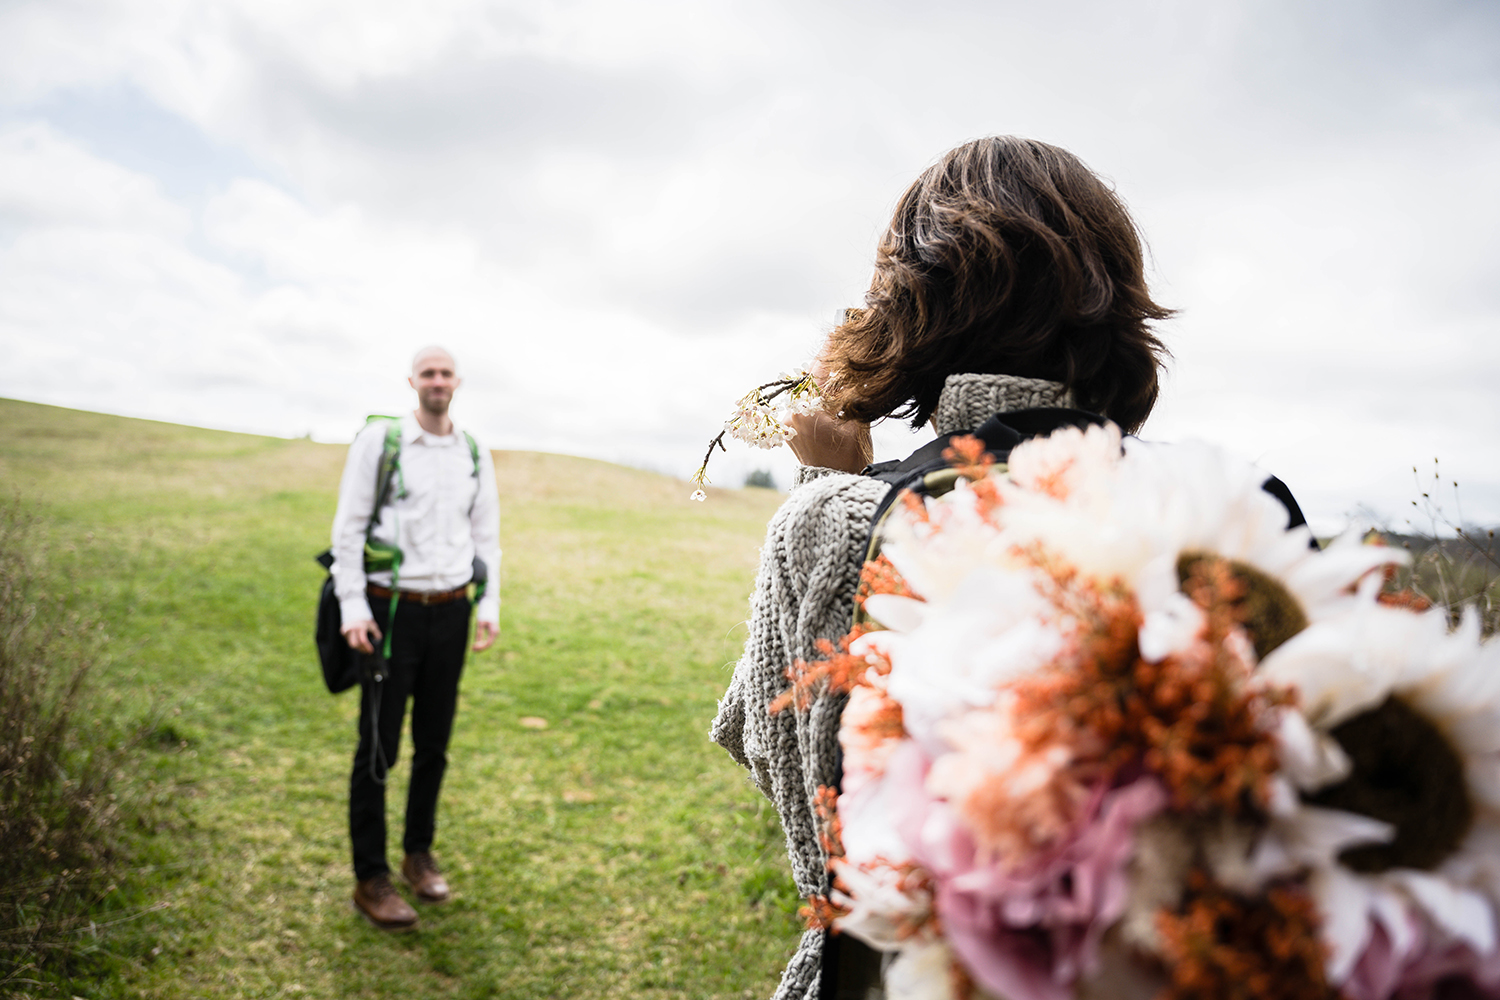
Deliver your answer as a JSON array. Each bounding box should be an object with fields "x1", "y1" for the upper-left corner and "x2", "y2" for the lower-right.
[
  {"x1": 1261, "y1": 474, "x2": 1318, "y2": 549},
  {"x1": 1261, "y1": 474, "x2": 1309, "y2": 532},
  {"x1": 866, "y1": 410, "x2": 1312, "y2": 541}
]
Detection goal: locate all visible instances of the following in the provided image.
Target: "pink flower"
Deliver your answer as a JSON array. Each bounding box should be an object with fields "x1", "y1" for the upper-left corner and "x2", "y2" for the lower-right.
[
  {"x1": 1340, "y1": 918, "x2": 1500, "y2": 1000},
  {"x1": 1386, "y1": 937, "x2": 1500, "y2": 1000},
  {"x1": 910, "y1": 777, "x2": 1168, "y2": 1000}
]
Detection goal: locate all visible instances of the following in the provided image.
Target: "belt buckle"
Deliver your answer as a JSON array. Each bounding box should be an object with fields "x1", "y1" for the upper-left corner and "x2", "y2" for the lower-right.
[{"x1": 418, "y1": 590, "x2": 433, "y2": 606}]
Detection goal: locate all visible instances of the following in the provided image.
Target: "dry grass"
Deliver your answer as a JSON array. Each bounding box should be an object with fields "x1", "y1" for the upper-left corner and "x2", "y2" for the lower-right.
[
  {"x1": 1379, "y1": 461, "x2": 1500, "y2": 636},
  {"x1": 1382, "y1": 533, "x2": 1500, "y2": 636}
]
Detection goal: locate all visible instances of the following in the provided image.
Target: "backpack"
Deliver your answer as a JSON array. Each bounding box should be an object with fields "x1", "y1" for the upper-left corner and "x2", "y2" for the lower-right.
[{"x1": 313, "y1": 416, "x2": 488, "y2": 694}]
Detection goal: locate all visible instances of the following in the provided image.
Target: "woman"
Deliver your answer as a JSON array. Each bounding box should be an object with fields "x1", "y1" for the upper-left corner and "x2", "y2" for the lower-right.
[{"x1": 710, "y1": 136, "x2": 1172, "y2": 1000}]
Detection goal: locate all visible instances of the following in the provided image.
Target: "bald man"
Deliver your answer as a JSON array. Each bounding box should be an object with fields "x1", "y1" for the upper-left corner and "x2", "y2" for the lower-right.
[{"x1": 329, "y1": 346, "x2": 500, "y2": 931}]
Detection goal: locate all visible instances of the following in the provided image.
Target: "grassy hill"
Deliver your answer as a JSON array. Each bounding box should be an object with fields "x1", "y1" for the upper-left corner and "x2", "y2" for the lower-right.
[{"x1": 0, "y1": 398, "x2": 798, "y2": 999}]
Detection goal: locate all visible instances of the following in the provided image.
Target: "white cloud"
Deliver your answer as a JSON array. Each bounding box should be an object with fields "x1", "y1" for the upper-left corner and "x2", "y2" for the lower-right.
[
  {"x1": 0, "y1": 121, "x2": 829, "y2": 468},
  {"x1": 0, "y1": 121, "x2": 188, "y2": 232},
  {"x1": 0, "y1": 0, "x2": 1497, "y2": 525}
]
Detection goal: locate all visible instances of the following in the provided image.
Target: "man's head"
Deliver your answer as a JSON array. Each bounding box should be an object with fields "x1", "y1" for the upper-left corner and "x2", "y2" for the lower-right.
[{"x1": 409, "y1": 346, "x2": 460, "y2": 418}]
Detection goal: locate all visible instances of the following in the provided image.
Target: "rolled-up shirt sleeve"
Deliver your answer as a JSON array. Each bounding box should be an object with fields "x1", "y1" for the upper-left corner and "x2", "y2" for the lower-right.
[
  {"x1": 470, "y1": 444, "x2": 501, "y2": 625},
  {"x1": 330, "y1": 423, "x2": 384, "y2": 625}
]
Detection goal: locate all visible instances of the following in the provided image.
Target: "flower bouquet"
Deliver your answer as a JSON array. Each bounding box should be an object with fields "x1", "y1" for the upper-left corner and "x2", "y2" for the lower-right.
[{"x1": 781, "y1": 423, "x2": 1500, "y2": 1000}]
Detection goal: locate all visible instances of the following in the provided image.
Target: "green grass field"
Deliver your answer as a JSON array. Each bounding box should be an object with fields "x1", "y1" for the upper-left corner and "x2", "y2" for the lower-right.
[{"x1": 0, "y1": 398, "x2": 798, "y2": 999}]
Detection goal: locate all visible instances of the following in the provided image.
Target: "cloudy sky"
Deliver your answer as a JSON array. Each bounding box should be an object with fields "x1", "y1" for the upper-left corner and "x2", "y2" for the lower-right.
[{"x1": 1, "y1": 0, "x2": 1496, "y2": 532}]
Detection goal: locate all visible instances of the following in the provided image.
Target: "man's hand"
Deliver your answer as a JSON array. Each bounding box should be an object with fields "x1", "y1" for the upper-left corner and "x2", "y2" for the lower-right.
[
  {"x1": 787, "y1": 409, "x2": 872, "y2": 474},
  {"x1": 342, "y1": 619, "x2": 382, "y2": 655},
  {"x1": 473, "y1": 620, "x2": 498, "y2": 652}
]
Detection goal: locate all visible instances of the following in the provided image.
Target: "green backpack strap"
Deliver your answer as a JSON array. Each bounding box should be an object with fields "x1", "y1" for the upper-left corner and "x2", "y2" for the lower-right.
[
  {"x1": 361, "y1": 416, "x2": 404, "y2": 658},
  {"x1": 462, "y1": 430, "x2": 481, "y2": 479},
  {"x1": 369, "y1": 415, "x2": 405, "y2": 513},
  {"x1": 461, "y1": 430, "x2": 489, "y2": 604}
]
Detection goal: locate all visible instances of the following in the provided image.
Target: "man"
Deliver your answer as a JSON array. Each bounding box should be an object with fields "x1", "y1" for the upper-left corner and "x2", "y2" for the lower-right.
[{"x1": 330, "y1": 345, "x2": 500, "y2": 931}]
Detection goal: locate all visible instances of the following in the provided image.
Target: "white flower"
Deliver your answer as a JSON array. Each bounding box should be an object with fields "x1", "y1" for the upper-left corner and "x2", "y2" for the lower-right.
[
  {"x1": 839, "y1": 739, "x2": 924, "y2": 866},
  {"x1": 1136, "y1": 591, "x2": 1206, "y2": 663},
  {"x1": 884, "y1": 939, "x2": 964, "y2": 1000},
  {"x1": 1114, "y1": 440, "x2": 1402, "y2": 630},
  {"x1": 830, "y1": 857, "x2": 934, "y2": 952},
  {"x1": 854, "y1": 566, "x2": 1065, "y2": 753},
  {"x1": 720, "y1": 371, "x2": 824, "y2": 451},
  {"x1": 926, "y1": 696, "x2": 1092, "y2": 864},
  {"x1": 724, "y1": 392, "x2": 795, "y2": 450},
  {"x1": 1254, "y1": 603, "x2": 1500, "y2": 989},
  {"x1": 992, "y1": 432, "x2": 1404, "y2": 639},
  {"x1": 872, "y1": 479, "x2": 1016, "y2": 606},
  {"x1": 781, "y1": 370, "x2": 824, "y2": 417},
  {"x1": 1004, "y1": 420, "x2": 1124, "y2": 503},
  {"x1": 690, "y1": 489, "x2": 706, "y2": 502}
]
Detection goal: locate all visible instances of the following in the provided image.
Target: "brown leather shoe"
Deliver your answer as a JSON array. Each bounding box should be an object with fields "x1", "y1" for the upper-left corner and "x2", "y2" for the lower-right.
[
  {"x1": 401, "y1": 852, "x2": 451, "y2": 903},
  {"x1": 353, "y1": 873, "x2": 418, "y2": 930}
]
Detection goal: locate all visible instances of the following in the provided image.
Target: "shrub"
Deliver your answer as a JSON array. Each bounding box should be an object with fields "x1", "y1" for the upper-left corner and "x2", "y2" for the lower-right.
[
  {"x1": 0, "y1": 503, "x2": 147, "y2": 993},
  {"x1": 744, "y1": 469, "x2": 778, "y2": 490}
]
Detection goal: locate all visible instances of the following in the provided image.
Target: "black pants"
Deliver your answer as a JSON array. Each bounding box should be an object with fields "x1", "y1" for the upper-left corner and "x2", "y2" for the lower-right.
[{"x1": 350, "y1": 594, "x2": 471, "y2": 881}]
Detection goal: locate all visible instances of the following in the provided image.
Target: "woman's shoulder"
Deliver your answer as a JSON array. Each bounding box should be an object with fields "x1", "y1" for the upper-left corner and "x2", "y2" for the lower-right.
[
  {"x1": 777, "y1": 466, "x2": 887, "y2": 516},
  {"x1": 763, "y1": 468, "x2": 888, "y2": 558}
]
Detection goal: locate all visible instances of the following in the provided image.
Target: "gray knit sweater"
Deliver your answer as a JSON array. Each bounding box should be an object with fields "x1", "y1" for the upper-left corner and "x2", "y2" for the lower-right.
[{"x1": 710, "y1": 373, "x2": 1072, "y2": 1000}]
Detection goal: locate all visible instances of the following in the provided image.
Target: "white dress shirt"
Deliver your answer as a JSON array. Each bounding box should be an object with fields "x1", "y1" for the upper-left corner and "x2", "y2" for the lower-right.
[{"x1": 330, "y1": 413, "x2": 501, "y2": 626}]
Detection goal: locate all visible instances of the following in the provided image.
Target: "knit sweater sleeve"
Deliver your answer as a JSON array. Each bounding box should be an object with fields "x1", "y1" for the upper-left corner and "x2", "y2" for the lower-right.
[{"x1": 710, "y1": 470, "x2": 886, "y2": 1000}]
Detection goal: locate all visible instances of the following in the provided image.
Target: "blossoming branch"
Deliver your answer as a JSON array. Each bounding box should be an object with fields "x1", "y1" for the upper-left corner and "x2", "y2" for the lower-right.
[{"x1": 689, "y1": 370, "x2": 822, "y2": 501}]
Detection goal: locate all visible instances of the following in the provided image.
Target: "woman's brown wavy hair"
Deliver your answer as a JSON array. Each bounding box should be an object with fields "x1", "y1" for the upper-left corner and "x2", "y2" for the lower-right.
[{"x1": 821, "y1": 136, "x2": 1172, "y2": 433}]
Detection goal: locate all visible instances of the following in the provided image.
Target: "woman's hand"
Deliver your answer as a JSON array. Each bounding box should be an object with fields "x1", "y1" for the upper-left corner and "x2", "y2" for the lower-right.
[
  {"x1": 785, "y1": 354, "x2": 872, "y2": 474},
  {"x1": 787, "y1": 409, "x2": 871, "y2": 473}
]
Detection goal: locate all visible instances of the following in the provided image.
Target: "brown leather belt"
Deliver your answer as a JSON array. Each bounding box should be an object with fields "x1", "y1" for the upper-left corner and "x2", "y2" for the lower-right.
[{"x1": 367, "y1": 583, "x2": 470, "y2": 605}]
